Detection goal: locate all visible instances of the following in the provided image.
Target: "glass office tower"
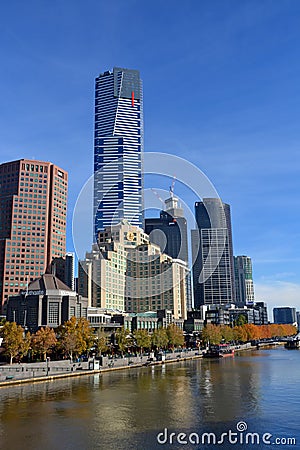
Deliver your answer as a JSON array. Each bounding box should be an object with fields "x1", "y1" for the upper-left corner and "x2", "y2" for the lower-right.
[
  {"x1": 93, "y1": 67, "x2": 143, "y2": 240},
  {"x1": 192, "y1": 198, "x2": 235, "y2": 308}
]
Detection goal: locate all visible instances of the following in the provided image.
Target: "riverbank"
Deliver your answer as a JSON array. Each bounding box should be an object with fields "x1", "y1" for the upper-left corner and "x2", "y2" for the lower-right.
[
  {"x1": 0, "y1": 350, "x2": 203, "y2": 388},
  {"x1": 0, "y1": 342, "x2": 281, "y2": 388}
]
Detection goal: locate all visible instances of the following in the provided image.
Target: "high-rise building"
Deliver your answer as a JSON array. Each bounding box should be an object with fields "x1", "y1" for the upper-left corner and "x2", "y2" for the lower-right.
[
  {"x1": 93, "y1": 67, "x2": 143, "y2": 239},
  {"x1": 145, "y1": 195, "x2": 188, "y2": 263},
  {"x1": 0, "y1": 159, "x2": 67, "y2": 312},
  {"x1": 234, "y1": 255, "x2": 255, "y2": 305},
  {"x1": 145, "y1": 194, "x2": 192, "y2": 310},
  {"x1": 48, "y1": 252, "x2": 75, "y2": 291},
  {"x1": 273, "y1": 307, "x2": 297, "y2": 325},
  {"x1": 78, "y1": 221, "x2": 188, "y2": 319},
  {"x1": 192, "y1": 198, "x2": 235, "y2": 308}
]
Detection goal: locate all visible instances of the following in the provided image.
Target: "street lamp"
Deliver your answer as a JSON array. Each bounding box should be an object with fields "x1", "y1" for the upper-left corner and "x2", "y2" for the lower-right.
[{"x1": 46, "y1": 357, "x2": 50, "y2": 376}]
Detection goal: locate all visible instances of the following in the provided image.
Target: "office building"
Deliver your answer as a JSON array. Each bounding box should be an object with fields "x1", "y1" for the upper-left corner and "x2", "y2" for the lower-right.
[
  {"x1": 273, "y1": 307, "x2": 297, "y2": 325},
  {"x1": 79, "y1": 220, "x2": 148, "y2": 310},
  {"x1": 78, "y1": 221, "x2": 188, "y2": 319},
  {"x1": 234, "y1": 255, "x2": 255, "y2": 305},
  {"x1": 126, "y1": 243, "x2": 188, "y2": 319},
  {"x1": 192, "y1": 198, "x2": 235, "y2": 308},
  {"x1": 145, "y1": 195, "x2": 188, "y2": 263},
  {"x1": 6, "y1": 273, "x2": 87, "y2": 333},
  {"x1": 0, "y1": 159, "x2": 67, "y2": 312},
  {"x1": 48, "y1": 252, "x2": 75, "y2": 290},
  {"x1": 93, "y1": 67, "x2": 143, "y2": 238},
  {"x1": 145, "y1": 194, "x2": 192, "y2": 310}
]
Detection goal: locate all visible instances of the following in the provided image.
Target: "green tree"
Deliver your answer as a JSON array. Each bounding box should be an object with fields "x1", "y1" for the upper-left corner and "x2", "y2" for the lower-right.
[
  {"x1": 0, "y1": 322, "x2": 25, "y2": 364},
  {"x1": 151, "y1": 328, "x2": 169, "y2": 350},
  {"x1": 115, "y1": 328, "x2": 130, "y2": 356},
  {"x1": 133, "y1": 329, "x2": 151, "y2": 354},
  {"x1": 166, "y1": 324, "x2": 184, "y2": 349},
  {"x1": 235, "y1": 314, "x2": 248, "y2": 326},
  {"x1": 31, "y1": 327, "x2": 57, "y2": 361},
  {"x1": 202, "y1": 324, "x2": 222, "y2": 345}
]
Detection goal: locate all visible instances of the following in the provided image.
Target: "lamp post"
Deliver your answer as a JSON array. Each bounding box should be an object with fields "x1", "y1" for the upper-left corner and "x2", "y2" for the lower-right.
[{"x1": 46, "y1": 357, "x2": 50, "y2": 376}]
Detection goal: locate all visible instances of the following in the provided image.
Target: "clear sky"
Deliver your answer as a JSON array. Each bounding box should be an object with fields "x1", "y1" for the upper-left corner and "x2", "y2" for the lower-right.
[{"x1": 1, "y1": 0, "x2": 299, "y2": 316}]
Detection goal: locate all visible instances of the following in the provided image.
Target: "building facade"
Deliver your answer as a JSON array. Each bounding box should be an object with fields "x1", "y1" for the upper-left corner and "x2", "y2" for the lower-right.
[
  {"x1": 234, "y1": 255, "x2": 255, "y2": 305},
  {"x1": 78, "y1": 221, "x2": 188, "y2": 319},
  {"x1": 145, "y1": 195, "x2": 192, "y2": 311},
  {"x1": 0, "y1": 159, "x2": 67, "y2": 312},
  {"x1": 93, "y1": 67, "x2": 143, "y2": 238},
  {"x1": 192, "y1": 198, "x2": 235, "y2": 308},
  {"x1": 48, "y1": 252, "x2": 75, "y2": 291},
  {"x1": 6, "y1": 274, "x2": 87, "y2": 333},
  {"x1": 273, "y1": 307, "x2": 297, "y2": 325},
  {"x1": 145, "y1": 195, "x2": 188, "y2": 263}
]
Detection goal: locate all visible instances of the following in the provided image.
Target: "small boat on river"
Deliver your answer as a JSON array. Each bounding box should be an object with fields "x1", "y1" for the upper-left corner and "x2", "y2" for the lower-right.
[{"x1": 203, "y1": 344, "x2": 235, "y2": 358}]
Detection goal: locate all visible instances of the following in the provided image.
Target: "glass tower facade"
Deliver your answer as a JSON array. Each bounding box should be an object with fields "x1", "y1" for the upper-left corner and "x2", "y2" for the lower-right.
[
  {"x1": 93, "y1": 67, "x2": 143, "y2": 240},
  {"x1": 192, "y1": 198, "x2": 235, "y2": 308},
  {"x1": 234, "y1": 255, "x2": 255, "y2": 305}
]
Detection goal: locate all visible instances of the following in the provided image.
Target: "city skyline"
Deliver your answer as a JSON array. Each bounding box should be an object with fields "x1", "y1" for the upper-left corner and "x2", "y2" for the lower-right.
[{"x1": 0, "y1": 1, "x2": 299, "y2": 315}]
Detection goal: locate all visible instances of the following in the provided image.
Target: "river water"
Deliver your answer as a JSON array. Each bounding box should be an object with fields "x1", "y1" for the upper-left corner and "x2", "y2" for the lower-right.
[{"x1": 0, "y1": 347, "x2": 299, "y2": 450}]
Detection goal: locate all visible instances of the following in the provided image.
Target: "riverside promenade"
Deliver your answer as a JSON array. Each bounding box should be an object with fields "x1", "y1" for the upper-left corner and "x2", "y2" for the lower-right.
[{"x1": 0, "y1": 349, "x2": 204, "y2": 387}]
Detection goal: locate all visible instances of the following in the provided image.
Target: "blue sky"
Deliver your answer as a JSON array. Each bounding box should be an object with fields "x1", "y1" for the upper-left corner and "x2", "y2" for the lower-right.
[{"x1": 1, "y1": 0, "x2": 299, "y2": 315}]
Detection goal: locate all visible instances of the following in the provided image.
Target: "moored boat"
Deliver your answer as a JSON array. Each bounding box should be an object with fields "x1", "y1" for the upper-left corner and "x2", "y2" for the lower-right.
[{"x1": 203, "y1": 344, "x2": 234, "y2": 358}]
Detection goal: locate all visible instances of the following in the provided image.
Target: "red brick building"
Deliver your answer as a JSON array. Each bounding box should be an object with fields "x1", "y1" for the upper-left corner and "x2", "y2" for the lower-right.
[{"x1": 0, "y1": 159, "x2": 68, "y2": 312}]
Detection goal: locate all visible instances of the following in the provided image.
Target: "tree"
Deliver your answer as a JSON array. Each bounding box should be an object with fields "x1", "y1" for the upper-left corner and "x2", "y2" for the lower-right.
[
  {"x1": 0, "y1": 322, "x2": 25, "y2": 364},
  {"x1": 202, "y1": 324, "x2": 222, "y2": 345},
  {"x1": 166, "y1": 324, "x2": 184, "y2": 349},
  {"x1": 232, "y1": 326, "x2": 248, "y2": 343},
  {"x1": 235, "y1": 314, "x2": 248, "y2": 326},
  {"x1": 151, "y1": 328, "x2": 169, "y2": 350},
  {"x1": 94, "y1": 329, "x2": 108, "y2": 356},
  {"x1": 133, "y1": 329, "x2": 151, "y2": 354},
  {"x1": 21, "y1": 331, "x2": 32, "y2": 361},
  {"x1": 115, "y1": 328, "x2": 130, "y2": 356},
  {"x1": 31, "y1": 327, "x2": 57, "y2": 361},
  {"x1": 58, "y1": 317, "x2": 94, "y2": 361},
  {"x1": 220, "y1": 325, "x2": 234, "y2": 343}
]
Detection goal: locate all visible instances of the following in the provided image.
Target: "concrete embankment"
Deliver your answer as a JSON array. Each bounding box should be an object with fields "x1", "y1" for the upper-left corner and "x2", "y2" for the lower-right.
[{"x1": 0, "y1": 351, "x2": 203, "y2": 388}]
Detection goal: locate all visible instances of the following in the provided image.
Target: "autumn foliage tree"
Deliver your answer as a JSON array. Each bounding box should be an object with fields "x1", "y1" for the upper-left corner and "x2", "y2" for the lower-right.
[
  {"x1": 202, "y1": 324, "x2": 222, "y2": 345},
  {"x1": 58, "y1": 317, "x2": 94, "y2": 361},
  {"x1": 31, "y1": 327, "x2": 57, "y2": 361},
  {"x1": 0, "y1": 322, "x2": 30, "y2": 364}
]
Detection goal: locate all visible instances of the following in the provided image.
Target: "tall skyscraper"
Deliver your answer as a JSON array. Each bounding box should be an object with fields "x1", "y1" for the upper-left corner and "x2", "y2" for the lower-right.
[
  {"x1": 93, "y1": 67, "x2": 143, "y2": 239},
  {"x1": 234, "y1": 255, "x2": 255, "y2": 305},
  {"x1": 0, "y1": 159, "x2": 67, "y2": 312},
  {"x1": 192, "y1": 198, "x2": 235, "y2": 308}
]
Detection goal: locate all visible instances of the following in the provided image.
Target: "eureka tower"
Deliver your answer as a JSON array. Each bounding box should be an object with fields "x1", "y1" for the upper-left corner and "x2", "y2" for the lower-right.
[{"x1": 93, "y1": 67, "x2": 144, "y2": 240}]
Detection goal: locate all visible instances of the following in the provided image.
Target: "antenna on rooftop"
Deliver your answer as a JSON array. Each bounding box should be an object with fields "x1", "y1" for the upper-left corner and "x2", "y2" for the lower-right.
[{"x1": 169, "y1": 175, "x2": 176, "y2": 197}]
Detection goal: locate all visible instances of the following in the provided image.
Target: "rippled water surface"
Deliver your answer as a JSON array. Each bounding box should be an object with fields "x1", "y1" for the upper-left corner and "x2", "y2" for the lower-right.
[{"x1": 0, "y1": 347, "x2": 299, "y2": 449}]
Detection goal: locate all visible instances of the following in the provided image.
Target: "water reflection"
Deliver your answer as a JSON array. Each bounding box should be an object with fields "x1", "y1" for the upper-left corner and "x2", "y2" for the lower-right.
[{"x1": 0, "y1": 348, "x2": 299, "y2": 450}]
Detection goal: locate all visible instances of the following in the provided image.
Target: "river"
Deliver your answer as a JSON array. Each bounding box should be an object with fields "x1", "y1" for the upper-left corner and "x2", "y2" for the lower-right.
[{"x1": 0, "y1": 347, "x2": 299, "y2": 449}]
